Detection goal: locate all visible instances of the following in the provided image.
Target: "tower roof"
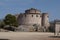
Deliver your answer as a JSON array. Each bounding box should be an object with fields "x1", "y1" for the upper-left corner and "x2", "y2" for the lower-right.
[{"x1": 25, "y1": 8, "x2": 41, "y2": 14}]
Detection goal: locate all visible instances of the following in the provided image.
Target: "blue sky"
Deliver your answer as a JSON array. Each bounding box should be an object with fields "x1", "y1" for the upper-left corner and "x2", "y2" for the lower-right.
[{"x1": 0, "y1": 0, "x2": 60, "y2": 21}]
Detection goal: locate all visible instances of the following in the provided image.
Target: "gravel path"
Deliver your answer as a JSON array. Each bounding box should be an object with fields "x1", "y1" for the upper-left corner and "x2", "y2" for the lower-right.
[{"x1": 0, "y1": 32, "x2": 60, "y2": 40}]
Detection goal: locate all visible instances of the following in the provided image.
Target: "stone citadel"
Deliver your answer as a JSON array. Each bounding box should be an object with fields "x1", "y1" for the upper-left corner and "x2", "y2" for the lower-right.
[{"x1": 16, "y1": 8, "x2": 50, "y2": 32}]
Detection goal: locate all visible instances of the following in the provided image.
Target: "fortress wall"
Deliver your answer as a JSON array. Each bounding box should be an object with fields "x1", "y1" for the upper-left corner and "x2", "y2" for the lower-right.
[
  {"x1": 25, "y1": 8, "x2": 41, "y2": 14},
  {"x1": 42, "y1": 13, "x2": 49, "y2": 28},
  {"x1": 29, "y1": 10, "x2": 36, "y2": 13},
  {"x1": 35, "y1": 10, "x2": 41, "y2": 13},
  {"x1": 17, "y1": 14, "x2": 25, "y2": 25},
  {"x1": 29, "y1": 10, "x2": 40, "y2": 13},
  {"x1": 18, "y1": 13, "x2": 41, "y2": 26},
  {"x1": 16, "y1": 8, "x2": 50, "y2": 31}
]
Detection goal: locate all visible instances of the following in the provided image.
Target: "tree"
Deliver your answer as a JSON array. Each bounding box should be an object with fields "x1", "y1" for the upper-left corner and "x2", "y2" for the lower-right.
[
  {"x1": 4, "y1": 14, "x2": 18, "y2": 27},
  {"x1": 0, "y1": 20, "x2": 5, "y2": 28}
]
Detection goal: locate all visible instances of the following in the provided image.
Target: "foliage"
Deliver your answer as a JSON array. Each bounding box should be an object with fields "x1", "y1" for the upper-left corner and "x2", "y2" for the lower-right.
[
  {"x1": 0, "y1": 20, "x2": 5, "y2": 28},
  {"x1": 4, "y1": 14, "x2": 18, "y2": 27},
  {"x1": 4, "y1": 26, "x2": 15, "y2": 31},
  {"x1": 48, "y1": 26, "x2": 55, "y2": 32},
  {"x1": 33, "y1": 24, "x2": 49, "y2": 32},
  {"x1": 29, "y1": 27, "x2": 34, "y2": 32},
  {"x1": 33, "y1": 24, "x2": 39, "y2": 31}
]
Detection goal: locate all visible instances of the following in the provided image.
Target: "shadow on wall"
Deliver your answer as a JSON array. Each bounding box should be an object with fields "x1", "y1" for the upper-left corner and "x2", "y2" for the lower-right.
[
  {"x1": 48, "y1": 26, "x2": 55, "y2": 32},
  {"x1": 0, "y1": 39, "x2": 9, "y2": 40},
  {"x1": 49, "y1": 36, "x2": 60, "y2": 38}
]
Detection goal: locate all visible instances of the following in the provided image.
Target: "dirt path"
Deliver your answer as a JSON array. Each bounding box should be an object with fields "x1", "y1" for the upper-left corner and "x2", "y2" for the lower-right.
[{"x1": 0, "y1": 32, "x2": 60, "y2": 40}]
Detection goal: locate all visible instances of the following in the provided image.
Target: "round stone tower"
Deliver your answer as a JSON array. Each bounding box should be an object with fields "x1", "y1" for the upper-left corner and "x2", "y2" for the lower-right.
[
  {"x1": 42, "y1": 13, "x2": 50, "y2": 29},
  {"x1": 18, "y1": 8, "x2": 42, "y2": 26},
  {"x1": 17, "y1": 8, "x2": 50, "y2": 31}
]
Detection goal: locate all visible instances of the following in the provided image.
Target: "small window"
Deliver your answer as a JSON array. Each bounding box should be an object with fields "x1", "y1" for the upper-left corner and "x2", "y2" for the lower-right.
[
  {"x1": 47, "y1": 16, "x2": 49, "y2": 18},
  {"x1": 32, "y1": 15, "x2": 33, "y2": 17},
  {"x1": 36, "y1": 15, "x2": 38, "y2": 17},
  {"x1": 25, "y1": 15, "x2": 26, "y2": 17},
  {"x1": 40, "y1": 15, "x2": 42, "y2": 17}
]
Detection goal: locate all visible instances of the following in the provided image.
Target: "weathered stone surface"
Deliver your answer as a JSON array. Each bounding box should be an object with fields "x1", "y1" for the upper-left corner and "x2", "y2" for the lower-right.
[{"x1": 16, "y1": 8, "x2": 49, "y2": 32}]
